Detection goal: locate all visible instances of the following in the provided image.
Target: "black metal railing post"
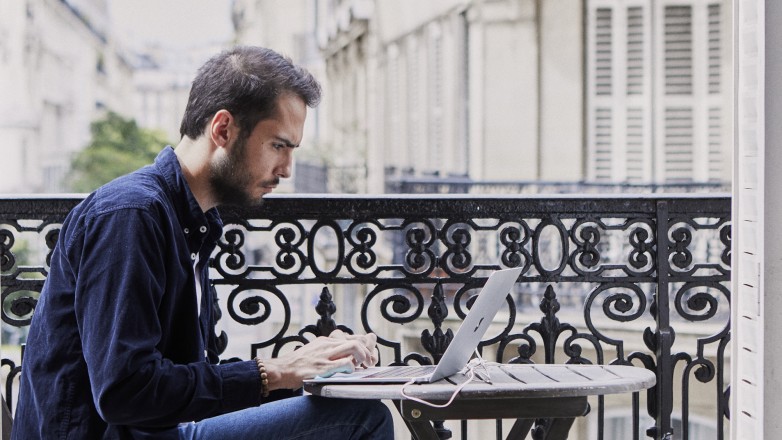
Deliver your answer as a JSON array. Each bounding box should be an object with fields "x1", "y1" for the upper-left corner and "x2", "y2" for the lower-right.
[{"x1": 649, "y1": 201, "x2": 674, "y2": 439}]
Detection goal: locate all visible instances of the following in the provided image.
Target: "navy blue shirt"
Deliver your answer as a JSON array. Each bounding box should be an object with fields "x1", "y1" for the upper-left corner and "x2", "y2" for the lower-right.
[{"x1": 13, "y1": 147, "x2": 263, "y2": 439}]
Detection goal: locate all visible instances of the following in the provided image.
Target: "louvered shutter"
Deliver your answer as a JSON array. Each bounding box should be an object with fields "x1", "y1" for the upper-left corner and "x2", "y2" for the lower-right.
[
  {"x1": 658, "y1": 4, "x2": 695, "y2": 182},
  {"x1": 385, "y1": 44, "x2": 404, "y2": 168},
  {"x1": 588, "y1": 0, "x2": 725, "y2": 185},
  {"x1": 427, "y1": 22, "x2": 444, "y2": 173},
  {"x1": 706, "y1": 3, "x2": 723, "y2": 182},
  {"x1": 455, "y1": 12, "x2": 469, "y2": 176},
  {"x1": 406, "y1": 36, "x2": 421, "y2": 172},
  {"x1": 588, "y1": 5, "x2": 613, "y2": 181},
  {"x1": 655, "y1": 0, "x2": 723, "y2": 183},
  {"x1": 587, "y1": 0, "x2": 652, "y2": 183},
  {"x1": 625, "y1": 5, "x2": 652, "y2": 182}
]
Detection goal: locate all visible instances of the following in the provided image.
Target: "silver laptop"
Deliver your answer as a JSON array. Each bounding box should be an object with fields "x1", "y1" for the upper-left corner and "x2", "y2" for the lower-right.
[{"x1": 306, "y1": 267, "x2": 522, "y2": 384}]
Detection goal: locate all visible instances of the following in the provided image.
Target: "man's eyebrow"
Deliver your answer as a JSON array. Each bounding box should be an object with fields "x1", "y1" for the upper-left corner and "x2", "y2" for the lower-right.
[{"x1": 274, "y1": 136, "x2": 299, "y2": 148}]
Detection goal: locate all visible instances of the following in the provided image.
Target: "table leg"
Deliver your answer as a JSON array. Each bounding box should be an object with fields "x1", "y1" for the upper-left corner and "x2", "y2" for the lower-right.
[
  {"x1": 405, "y1": 416, "x2": 576, "y2": 440},
  {"x1": 507, "y1": 417, "x2": 576, "y2": 440},
  {"x1": 394, "y1": 400, "x2": 450, "y2": 440},
  {"x1": 406, "y1": 420, "x2": 444, "y2": 440},
  {"x1": 432, "y1": 420, "x2": 453, "y2": 439},
  {"x1": 507, "y1": 419, "x2": 534, "y2": 440},
  {"x1": 393, "y1": 400, "x2": 423, "y2": 440},
  {"x1": 543, "y1": 418, "x2": 577, "y2": 440},
  {"x1": 397, "y1": 396, "x2": 587, "y2": 440}
]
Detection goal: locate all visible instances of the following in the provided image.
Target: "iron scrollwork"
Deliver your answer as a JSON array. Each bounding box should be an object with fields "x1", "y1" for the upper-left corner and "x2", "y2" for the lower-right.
[{"x1": 0, "y1": 195, "x2": 732, "y2": 440}]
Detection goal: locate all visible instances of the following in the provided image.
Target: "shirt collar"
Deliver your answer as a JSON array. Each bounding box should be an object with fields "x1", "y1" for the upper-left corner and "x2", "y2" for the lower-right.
[{"x1": 153, "y1": 146, "x2": 223, "y2": 241}]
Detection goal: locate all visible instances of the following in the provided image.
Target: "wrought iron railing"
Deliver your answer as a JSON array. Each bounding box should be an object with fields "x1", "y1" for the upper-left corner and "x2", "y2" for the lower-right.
[
  {"x1": 384, "y1": 175, "x2": 731, "y2": 195},
  {"x1": 0, "y1": 194, "x2": 731, "y2": 439}
]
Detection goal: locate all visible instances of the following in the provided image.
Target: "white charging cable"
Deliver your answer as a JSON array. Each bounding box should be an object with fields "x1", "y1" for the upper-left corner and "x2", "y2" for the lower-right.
[
  {"x1": 399, "y1": 350, "x2": 492, "y2": 408},
  {"x1": 399, "y1": 367, "x2": 476, "y2": 408}
]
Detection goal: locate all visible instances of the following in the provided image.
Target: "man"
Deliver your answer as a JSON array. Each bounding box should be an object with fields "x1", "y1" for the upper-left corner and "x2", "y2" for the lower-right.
[{"x1": 12, "y1": 46, "x2": 394, "y2": 439}]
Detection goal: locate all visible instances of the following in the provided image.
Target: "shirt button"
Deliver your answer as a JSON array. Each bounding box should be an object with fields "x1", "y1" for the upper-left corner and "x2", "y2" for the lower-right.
[
  {"x1": 191, "y1": 253, "x2": 197, "y2": 261},
  {"x1": 199, "y1": 226, "x2": 207, "y2": 233},
  {"x1": 184, "y1": 228, "x2": 190, "y2": 234}
]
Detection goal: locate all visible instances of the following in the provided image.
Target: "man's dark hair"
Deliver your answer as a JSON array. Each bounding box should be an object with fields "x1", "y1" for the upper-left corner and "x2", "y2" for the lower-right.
[{"x1": 179, "y1": 46, "x2": 322, "y2": 139}]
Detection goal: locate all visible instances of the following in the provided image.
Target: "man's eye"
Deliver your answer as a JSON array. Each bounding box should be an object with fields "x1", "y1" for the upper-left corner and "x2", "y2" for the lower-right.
[{"x1": 273, "y1": 143, "x2": 284, "y2": 150}]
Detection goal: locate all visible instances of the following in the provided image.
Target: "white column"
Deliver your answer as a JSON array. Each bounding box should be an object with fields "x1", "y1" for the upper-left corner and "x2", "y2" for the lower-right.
[
  {"x1": 761, "y1": 0, "x2": 782, "y2": 436},
  {"x1": 731, "y1": 0, "x2": 782, "y2": 438}
]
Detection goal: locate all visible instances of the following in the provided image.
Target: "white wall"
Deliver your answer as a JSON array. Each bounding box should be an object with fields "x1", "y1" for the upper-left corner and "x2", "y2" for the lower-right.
[
  {"x1": 539, "y1": 0, "x2": 584, "y2": 181},
  {"x1": 478, "y1": 0, "x2": 539, "y2": 180}
]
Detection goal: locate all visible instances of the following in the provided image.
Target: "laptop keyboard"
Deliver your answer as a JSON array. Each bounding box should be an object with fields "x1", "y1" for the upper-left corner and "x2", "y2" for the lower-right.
[{"x1": 363, "y1": 365, "x2": 436, "y2": 379}]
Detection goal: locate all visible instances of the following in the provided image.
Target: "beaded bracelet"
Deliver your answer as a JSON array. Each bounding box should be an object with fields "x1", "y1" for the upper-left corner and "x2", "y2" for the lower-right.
[{"x1": 254, "y1": 357, "x2": 270, "y2": 398}]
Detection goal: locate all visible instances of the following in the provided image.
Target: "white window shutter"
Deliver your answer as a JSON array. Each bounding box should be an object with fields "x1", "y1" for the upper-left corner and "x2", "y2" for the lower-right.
[
  {"x1": 625, "y1": 5, "x2": 653, "y2": 183},
  {"x1": 706, "y1": 3, "x2": 723, "y2": 182},
  {"x1": 658, "y1": 4, "x2": 695, "y2": 182},
  {"x1": 587, "y1": 0, "x2": 651, "y2": 183},
  {"x1": 587, "y1": 5, "x2": 614, "y2": 182},
  {"x1": 656, "y1": 0, "x2": 724, "y2": 183},
  {"x1": 589, "y1": 0, "x2": 725, "y2": 185},
  {"x1": 455, "y1": 12, "x2": 469, "y2": 176},
  {"x1": 406, "y1": 35, "x2": 422, "y2": 172},
  {"x1": 427, "y1": 22, "x2": 444, "y2": 174},
  {"x1": 385, "y1": 44, "x2": 404, "y2": 168}
]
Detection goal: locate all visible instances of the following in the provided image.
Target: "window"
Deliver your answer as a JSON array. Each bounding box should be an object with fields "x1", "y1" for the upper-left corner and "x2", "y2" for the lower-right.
[
  {"x1": 586, "y1": 0, "x2": 726, "y2": 184},
  {"x1": 427, "y1": 22, "x2": 444, "y2": 174},
  {"x1": 406, "y1": 35, "x2": 423, "y2": 174}
]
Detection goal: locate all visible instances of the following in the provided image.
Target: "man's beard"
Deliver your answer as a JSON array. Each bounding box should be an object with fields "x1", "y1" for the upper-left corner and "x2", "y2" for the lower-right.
[{"x1": 209, "y1": 135, "x2": 274, "y2": 207}]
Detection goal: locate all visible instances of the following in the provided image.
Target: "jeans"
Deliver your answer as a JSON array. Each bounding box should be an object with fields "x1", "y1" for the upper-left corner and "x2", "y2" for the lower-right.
[{"x1": 176, "y1": 396, "x2": 394, "y2": 440}]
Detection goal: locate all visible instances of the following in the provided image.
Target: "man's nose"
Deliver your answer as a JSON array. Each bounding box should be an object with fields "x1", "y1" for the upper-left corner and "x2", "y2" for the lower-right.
[{"x1": 277, "y1": 153, "x2": 293, "y2": 179}]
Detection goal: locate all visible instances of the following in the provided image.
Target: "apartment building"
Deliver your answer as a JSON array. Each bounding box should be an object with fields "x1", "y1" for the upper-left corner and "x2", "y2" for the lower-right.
[{"x1": 0, "y1": 0, "x2": 133, "y2": 193}]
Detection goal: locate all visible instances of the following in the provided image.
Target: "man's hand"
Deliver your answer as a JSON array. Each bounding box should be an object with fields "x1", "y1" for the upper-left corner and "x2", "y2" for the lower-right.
[
  {"x1": 329, "y1": 329, "x2": 378, "y2": 368},
  {"x1": 263, "y1": 331, "x2": 379, "y2": 390}
]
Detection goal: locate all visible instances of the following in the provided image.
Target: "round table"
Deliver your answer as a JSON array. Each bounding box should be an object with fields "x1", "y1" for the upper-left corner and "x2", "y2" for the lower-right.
[{"x1": 304, "y1": 363, "x2": 656, "y2": 440}]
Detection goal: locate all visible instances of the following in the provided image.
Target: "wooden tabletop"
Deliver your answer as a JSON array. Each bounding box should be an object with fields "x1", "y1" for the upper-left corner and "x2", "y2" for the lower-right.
[
  {"x1": 305, "y1": 364, "x2": 655, "y2": 440},
  {"x1": 304, "y1": 364, "x2": 656, "y2": 401}
]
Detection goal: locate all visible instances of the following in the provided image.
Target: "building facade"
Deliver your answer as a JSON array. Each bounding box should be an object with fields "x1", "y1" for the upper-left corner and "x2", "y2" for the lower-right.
[
  {"x1": 315, "y1": 0, "x2": 733, "y2": 193},
  {"x1": 0, "y1": 0, "x2": 133, "y2": 193},
  {"x1": 233, "y1": 0, "x2": 732, "y2": 194},
  {"x1": 129, "y1": 43, "x2": 230, "y2": 145},
  {"x1": 232, "y1": 0, "x2": 328, "y2": 194}
]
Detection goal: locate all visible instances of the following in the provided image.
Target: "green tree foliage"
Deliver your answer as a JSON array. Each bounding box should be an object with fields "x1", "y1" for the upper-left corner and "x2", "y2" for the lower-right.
[{"x1": 66, "y1": 112, "x2": 172, "y2": 192}]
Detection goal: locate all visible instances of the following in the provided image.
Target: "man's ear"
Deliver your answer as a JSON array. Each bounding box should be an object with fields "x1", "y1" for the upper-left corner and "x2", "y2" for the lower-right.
[{"x1": 209, "y1": 110, "x2": 238, "y2": 149}]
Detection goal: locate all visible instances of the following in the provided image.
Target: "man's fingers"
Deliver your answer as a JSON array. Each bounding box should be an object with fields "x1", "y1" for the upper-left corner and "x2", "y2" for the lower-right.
[
  {"x1": 315, "y1": 338, "x2": 369, "y2": 363},
  {"x1": 330, "y1": 331, "x2": 376, "y2": 347},
  {"x1": 313, "y1": 332, "x2": 380, "y2": 367},
  {"x1": 329, "y1": 329, "x2": 346, "y2": 339}
]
